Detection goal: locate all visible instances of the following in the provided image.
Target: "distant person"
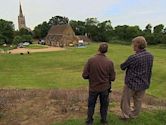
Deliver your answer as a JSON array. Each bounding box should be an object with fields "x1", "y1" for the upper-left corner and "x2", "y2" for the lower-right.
[
  {"x1": 82, "y1": 43, "x2": 116, "y2": 125},
  {"x1": 120, "y1": 36, "x2": 153, "y2": 120}
]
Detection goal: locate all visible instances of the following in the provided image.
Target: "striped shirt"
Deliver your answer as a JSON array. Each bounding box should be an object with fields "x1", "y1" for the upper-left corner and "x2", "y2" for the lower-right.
[{"x1": 121, "y1": 49, "x2": 154, "y2": 91}]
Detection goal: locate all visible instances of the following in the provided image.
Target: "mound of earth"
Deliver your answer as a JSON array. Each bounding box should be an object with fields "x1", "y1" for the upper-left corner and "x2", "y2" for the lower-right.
[{"x1": 0, "y1": 89, "x2": 165, "y2": 125}]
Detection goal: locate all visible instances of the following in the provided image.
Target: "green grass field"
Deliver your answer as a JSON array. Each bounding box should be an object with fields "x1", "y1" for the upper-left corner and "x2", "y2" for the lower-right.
[
  {"x1": 0, "y1": 43, "x2": 166, "y2": 99},
  {"x1": 52, "y1": 110, "x2": 166, "y2": 125}
]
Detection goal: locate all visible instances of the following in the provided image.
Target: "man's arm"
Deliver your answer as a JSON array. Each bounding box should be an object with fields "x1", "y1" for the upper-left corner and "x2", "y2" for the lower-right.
[
  {"x1": 120, "y1": 55, "x2": 134, "y2": 70},
  {"x1": 148, "y1": 55, "x2": 154, "y2": 84},
  {"x1": 82, "y1": 60, "x2": 90, "y2": 79},
  {"x1": 109, "y1": 62, "x2": 116, "y2": 81}
]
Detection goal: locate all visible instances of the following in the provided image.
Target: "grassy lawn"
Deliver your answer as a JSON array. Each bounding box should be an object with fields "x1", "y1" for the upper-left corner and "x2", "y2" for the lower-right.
[
  {"x1": 0, "y1": 43, "x2": 166, "y2": 99},
  {"x1": 52, "y1": 110, "x2": 166, "y2": 125}
]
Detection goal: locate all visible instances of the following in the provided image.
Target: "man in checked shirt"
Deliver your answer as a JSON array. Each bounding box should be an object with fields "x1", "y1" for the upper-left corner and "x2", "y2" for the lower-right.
[{"x1": 120, "y1": 36, "x2": 154, "y2": 120}]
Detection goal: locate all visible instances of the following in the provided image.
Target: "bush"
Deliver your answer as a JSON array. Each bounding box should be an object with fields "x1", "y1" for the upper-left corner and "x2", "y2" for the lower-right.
[
  {"x1": 22, "y1": 35, "x2": 33, "y2": 43},
  {"x1": 13, "y1": 36, "x2": 22, "y2": 45}
]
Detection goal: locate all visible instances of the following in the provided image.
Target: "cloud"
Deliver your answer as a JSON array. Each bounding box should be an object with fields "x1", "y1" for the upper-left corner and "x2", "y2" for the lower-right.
[
  {"x1": 0, "y1": 0, "x2": 166, "y2": 29},
  {"x1": 22, "y1": 0, "x2": 120, "y2": 29},
  {"x1": 104, "y1": 0, "x2": 166, "y2": 29}
]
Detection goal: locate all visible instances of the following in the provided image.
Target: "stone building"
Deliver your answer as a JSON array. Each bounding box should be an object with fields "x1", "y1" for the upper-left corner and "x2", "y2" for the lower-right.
[{"x1": 45, "y1": 24, "x2": 78, "y2": 47}]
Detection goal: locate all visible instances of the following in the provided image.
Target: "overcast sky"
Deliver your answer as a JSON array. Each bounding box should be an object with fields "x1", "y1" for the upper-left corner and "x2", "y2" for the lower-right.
[{"x1": 0, "y1": 0, "x2": 166, "y2": 30}]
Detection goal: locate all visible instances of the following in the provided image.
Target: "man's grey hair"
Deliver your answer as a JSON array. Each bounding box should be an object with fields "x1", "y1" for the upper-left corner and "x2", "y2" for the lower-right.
[{"x1": 132, "y1": 36, "x2": 147, "y2": 49}]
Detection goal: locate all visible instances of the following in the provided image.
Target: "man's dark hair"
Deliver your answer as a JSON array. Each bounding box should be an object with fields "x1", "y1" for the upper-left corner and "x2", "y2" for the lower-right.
[{"x1": 98, "y1": 43, "x2": 108, "y2": 53}]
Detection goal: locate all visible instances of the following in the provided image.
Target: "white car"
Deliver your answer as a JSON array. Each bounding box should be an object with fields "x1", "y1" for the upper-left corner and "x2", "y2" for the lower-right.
[{"x1": 23, "y1": 42, "x2": 30, "y2": 46}]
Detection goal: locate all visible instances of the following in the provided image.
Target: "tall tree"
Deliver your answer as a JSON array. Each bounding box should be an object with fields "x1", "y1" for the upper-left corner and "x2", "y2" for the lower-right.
[
  {"x1": 85, "y1": 18, "x2": 99, "y2": 26},
  {"x1": 16, "y1": 28, "x2": 32, "y2": 36},
  {"x1": 153, "y1": 24, "x2": 165, "y2": 44},
  {"x1": 33, "y1": 21, "x2": 49, "y2": 39},
  {"x1": 144, "y1": 24, "x2": 152, "y2": 34},
  {"x1": 0, "y1": 19, "x2": 14, "y2": 44},
  {"x1": 114, "y1": 25, "x2": 142, "y2": 41},
  {"x1": 126, "y1": 26, "x2": 142, "y2": 40},
  {"x1": 154, "y1": 24, "x2": 164, "y2": 34},
  {"x1": 164, "y1": 28, "x2": 166, "y2": 34},
  {"x1": 48, "y1": 16, "x2": 69, "y2": 27},
  {"x1": 85, "y1": 18, "x2": 99, "y2": 40},
  {"x1": 70, "y1": 20, "x2": 86, "y2": 35},
  {"x1": 97, "y1": 20, "x2": 113, "y2": 42},
  {"x1": 114, "y1": 25, "x2": 129, "y2": 40}
]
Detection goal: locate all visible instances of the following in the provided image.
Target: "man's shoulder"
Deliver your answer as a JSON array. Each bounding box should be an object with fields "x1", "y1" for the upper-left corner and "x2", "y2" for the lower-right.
[
  {"x1": 145, "y1": 51, "x2": 153, "y2": 57},
  {"x1": 88, "y1": 55, "x2": 97, "y2": 62},
  {"x1": 104, "y1": 56, "x2": 114, "y2": 65},
  {"x1": 128, "y1": 54, "x2": 136, "y2": 60},
  {"x1": 89, "y1": 55, "x2": 97, "y2": 59},
  {"x1": 138, "y1": 50, "x2": 153, "y2": 58}
]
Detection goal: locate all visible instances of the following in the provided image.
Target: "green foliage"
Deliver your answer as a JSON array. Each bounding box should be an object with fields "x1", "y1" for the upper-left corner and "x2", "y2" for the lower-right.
[
  {"x1": 21, "y1": 35, "x2": 33, "y2": 42},
  {"x1": 13, "y1": 35, "x2": 22, "y2": 45},
  {"x1": 114, "y1": 25, "x2": 142, "y2": 41},
  {"x1": 115, "y1": 25, "x2": 131, "y2": 40},
  {"x1": 0, "y1": 34, "x2": 7, "y2": 45},
  {"x1": 33, "y1": 21, "x2": 49, "y2": 39},
  {"x1": 161, "y1": 35, "x2": 166, "y2": 44},
  {"x1": 154, "y1": 24, "x2": 164, "y2": 34},
  {"x1": 33, "y1": 16, "x2": 69, "y2": 39},
  {"x1": 1, "y1": 16, "x2": 166, "y2": 46},
  {"x1": 144, "y1": 24, "x2": 152, "y2": 34},
  {"x1": 144, "y1": 33, "x2": 155, "y2": 44},
  {"x1": 48, "y1": 16, "x2": 69, "y2": 26},
  {"x1": 0, "y1": 19, "x2": 14, "y2": 44},
  {"x1": 13, "y1": 28, "x2": 33, "y2": 45},
  {"x1": 96, "y1": 20, "x2": 113, "y2": 42},
  {"x1": 13, "y1": 35, "x2": 33, "y2": 45},
  {"x1": 15, "y1": 28, "x2": 32, "y2": 36},
  {"x1": 70, "y1": 20, "x2": 86, "y2": 35},
  {"x1": 70, "y1": 18, "x2": 113, "y2": 42}
]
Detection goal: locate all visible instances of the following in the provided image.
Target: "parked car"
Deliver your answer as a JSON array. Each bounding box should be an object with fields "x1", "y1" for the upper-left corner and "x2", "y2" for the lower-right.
[
  {"x1": 38, "y1": 39, "x2": 45, "y2": 45},
  {"x1": 17, "y1": 43, "x2": 24, "y2": 48},
  {"x1": 23, "y1": 42, "x2": 30, "y2": 46},
  {"x1": 17, "y1": 41, "x2": 31, "y2": 48}
]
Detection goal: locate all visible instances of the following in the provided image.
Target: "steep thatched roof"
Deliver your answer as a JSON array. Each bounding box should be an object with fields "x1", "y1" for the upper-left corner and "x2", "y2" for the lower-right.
[{"x1": 47, "y1": 24, "x2": 71, "y2": 35}]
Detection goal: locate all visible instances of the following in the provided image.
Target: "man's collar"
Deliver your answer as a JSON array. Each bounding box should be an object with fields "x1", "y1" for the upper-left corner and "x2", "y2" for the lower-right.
[
  {"x1": 97, "y1": 53, "x2": 106, "y2": 56},
  {"x1": 136, "y1": 49, "x2": 146, "y2": 54}
]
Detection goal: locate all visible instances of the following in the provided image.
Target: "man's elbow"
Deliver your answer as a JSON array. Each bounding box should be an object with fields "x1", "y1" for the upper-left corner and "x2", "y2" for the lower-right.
[
  {"x1": 120, "y1": 65, "x2": 126, "y2": 70},
  {"x1": 82, "y1": 74, "x2": 89, "y2": 79},
  {"x1": 110, "y1": 74, "x2": 116, "y2": 81},
  {"x1": 110, "y1": 77, "x2": 115, "y2": 81}
]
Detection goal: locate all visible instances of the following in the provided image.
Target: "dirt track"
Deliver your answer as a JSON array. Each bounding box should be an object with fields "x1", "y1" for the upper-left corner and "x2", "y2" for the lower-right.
[
  {"x1": 7, "y1": 47, "x2": 65, "y2": 54},
  {"x1": 0, "y1": 89, "x2": 165, "y2": 125}
]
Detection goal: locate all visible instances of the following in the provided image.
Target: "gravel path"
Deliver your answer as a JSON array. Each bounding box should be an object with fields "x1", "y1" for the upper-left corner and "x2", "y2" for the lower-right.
[{"x1": 8, "y1": 47, "x2": 65, "y2": 54}]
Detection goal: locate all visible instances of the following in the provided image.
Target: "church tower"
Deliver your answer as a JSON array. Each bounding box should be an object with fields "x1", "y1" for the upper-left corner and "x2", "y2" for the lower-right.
[{"x1": 18, "y1": 1, "x2": 26, "y2": 30}]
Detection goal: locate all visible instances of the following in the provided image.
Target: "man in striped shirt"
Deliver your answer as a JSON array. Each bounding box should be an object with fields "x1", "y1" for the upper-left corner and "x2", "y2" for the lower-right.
[{"x1": 120, "y1": 36, "x2": 154, "y2": 120}]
